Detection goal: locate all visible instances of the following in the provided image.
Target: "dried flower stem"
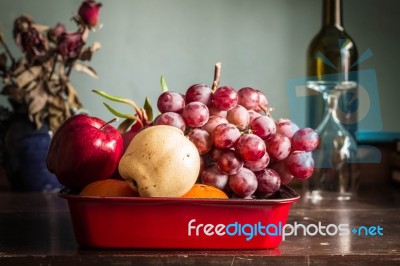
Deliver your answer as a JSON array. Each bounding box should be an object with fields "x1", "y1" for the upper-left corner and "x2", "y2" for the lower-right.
[
  {"x1": 0, "y1": 33, "x2": 16, "y2": 66},
  {"x1": 48, "y1": 56, "x2": 57, "y2": 81},
  {"x1": 66, "y1": 64, "x2": 73, "y2": 77}
]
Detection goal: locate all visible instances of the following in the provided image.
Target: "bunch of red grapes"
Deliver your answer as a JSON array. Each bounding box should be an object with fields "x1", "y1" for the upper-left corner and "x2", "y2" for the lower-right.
[{"x1": 153, "y1": 75, "x2": 319, "y2": 199}]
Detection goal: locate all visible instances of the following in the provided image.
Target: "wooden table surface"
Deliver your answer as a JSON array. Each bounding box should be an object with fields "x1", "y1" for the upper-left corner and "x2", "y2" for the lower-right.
[{"x1": 0, "y1": 185, "x2": 399, "y2": 266}]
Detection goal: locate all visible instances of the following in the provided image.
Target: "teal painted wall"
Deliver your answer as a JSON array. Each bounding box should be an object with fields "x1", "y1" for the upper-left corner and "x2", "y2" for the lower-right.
[{"x1": 0, "y1": 0, "x2": 399, "y2": 132}]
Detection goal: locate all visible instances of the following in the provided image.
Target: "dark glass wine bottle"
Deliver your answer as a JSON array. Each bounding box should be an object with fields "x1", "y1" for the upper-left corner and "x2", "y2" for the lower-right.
[{"x1": 306, "y1": 0, "x2": 358, "y2": 136}]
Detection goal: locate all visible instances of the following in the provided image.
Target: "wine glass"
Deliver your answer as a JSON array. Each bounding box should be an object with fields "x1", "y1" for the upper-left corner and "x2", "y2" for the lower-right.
[{"x1": 304, "y1": 80, "x2": 360, "y2": 201}]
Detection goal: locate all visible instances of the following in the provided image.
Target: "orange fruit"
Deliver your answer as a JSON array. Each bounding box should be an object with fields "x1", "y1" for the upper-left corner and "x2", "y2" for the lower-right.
[
  {"x1": 181, "y1": 184, "x2": 228, "y2": 199},
  {"x1": 79, "y1": 179, "x2": 139, "y2": 197}
]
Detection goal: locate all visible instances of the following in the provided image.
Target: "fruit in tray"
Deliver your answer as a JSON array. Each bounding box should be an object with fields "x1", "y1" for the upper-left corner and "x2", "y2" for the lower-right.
[
  {"x1": 119, "y1": 125, "x2": 200, "y2": 197},
  {"x1": 48, "y1": 62, "x2": 319, "y2": 199},
  {"x1": 79, "y1": 179, "x2": 139, "y2": 197},
  {"x1": 46, "y1": 114, "x2": 123, "y2": 191},
  {"x1": 182, "y1": 184, "x2": 228, "y2": 199}
]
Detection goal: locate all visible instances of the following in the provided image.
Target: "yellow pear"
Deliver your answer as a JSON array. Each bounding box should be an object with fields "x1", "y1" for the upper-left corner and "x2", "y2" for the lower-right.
[{"x1": 118, "y1": 125, "x2": 200, "y2": 197}]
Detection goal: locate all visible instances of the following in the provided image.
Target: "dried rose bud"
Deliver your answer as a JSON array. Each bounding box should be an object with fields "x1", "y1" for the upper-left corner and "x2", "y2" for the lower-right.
[
  {"x1": 12, "y1": 15, "x2": 47, "y2": 59},
  {"x1": 78, "y1": 0, "x2": 102, "y2": 28},
  {"x1": 18, "y1": 27, "x2": 47, "y2": 60},
  {"x1": 47, "y1": 23, "x2": 66, "y2": 43},
  {"x1": 13, "y1": 15, "x2": 34, "y2": 40},
  {"x1": 57, "y1": 31, "x2": 85, "y2": 60}
]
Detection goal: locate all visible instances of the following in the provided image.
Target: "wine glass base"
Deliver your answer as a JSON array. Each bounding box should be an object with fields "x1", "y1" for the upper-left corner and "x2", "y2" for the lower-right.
[{"x1": 305, "y1": 190, "x2": 356, "y2": 202}]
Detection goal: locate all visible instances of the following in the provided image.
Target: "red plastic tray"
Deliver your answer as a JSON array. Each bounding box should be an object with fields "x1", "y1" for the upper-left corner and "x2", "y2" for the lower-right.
[{"x1": 59, "y1": 185, "x2": 299, "y2": 249}]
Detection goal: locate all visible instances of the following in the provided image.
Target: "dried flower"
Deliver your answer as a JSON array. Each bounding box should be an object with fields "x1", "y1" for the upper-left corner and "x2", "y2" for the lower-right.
[
  {"x1": 12, "y1": 15, "x2": 33, "y2": 39},
  {"x1": 78, "y1": 0, "x2": 102, "y2": 28},
  {"x1": 13, "y1": 15, "x2": 47, "y2": 60},
  {"x1": 47, "y1": 23, "x2": 66, "y2": 44},
  {"x1": 0, "y1": 1, "x2": 102, "y2": 131},
  {"x1": 57, "y1": 31, "x2": 85, "y2": 61}
]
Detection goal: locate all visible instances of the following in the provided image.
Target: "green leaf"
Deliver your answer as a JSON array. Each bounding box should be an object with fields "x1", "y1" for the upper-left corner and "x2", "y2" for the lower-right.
[
  {"x1": 92, "y1": 89, "x2": 143, "y2": 116},
  {"x1": 143, "y1": 97, "x2": 153, "y2": 121},
  {"x1": 103, "y1": 102, "x2": 137, "y2": 121},
  {"x1": 117, "y1": 118, "x2": 135, "y2": 133},
  {"x1": 93, "y1": 90, "x2": 127, "y2": 104},
  {"x1": 160, "y1": 76, "x2": 168, "y2": 92}
]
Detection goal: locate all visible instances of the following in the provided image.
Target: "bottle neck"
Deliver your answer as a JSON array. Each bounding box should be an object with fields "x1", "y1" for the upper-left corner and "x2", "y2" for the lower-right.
[{"x1": 323, "y1": 0, "x2": 343, "y2": 30}]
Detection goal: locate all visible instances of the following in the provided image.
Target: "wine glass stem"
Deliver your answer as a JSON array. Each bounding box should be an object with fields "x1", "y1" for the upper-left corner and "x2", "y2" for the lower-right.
[
  {"x1": 327, "y1": 92, "x2": 341, "y2": 123},
  {"x1": 316, "y1": 90, "x2": 341, "y2": 133}
]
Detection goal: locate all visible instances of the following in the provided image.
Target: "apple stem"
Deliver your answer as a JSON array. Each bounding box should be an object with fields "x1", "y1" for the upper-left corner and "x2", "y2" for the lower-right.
[
  {"x1": 211, "y1": 62, "x2": 221, "y2": 92},
  {"x1": 100, "y1": 117, "x2": 118, "y2": 130}
]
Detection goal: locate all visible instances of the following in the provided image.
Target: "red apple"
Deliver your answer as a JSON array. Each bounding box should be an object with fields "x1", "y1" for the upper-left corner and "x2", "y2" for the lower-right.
[
  {"x1": 46, "y1": 114, "x2": 123, "y2": 191},
  {"x1": 121, "y1": 121, "x2": 143, "y2": 152}
]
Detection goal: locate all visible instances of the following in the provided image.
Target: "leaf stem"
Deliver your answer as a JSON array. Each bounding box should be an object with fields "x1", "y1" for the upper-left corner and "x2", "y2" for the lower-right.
[
  {"x1": 102, "y1": 102, "x2": 144, "y2": 127},
  {"x1": 92, "y1": 89, "x2": 144, "y2": 121}
]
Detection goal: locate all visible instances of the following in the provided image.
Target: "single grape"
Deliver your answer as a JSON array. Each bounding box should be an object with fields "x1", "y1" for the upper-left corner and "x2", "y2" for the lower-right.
[
  {"x1": 187, "y1": 128, "x2": 212, "y2": 155},
  {"x1": 181, "y1": 101, "x2": 209, "y2": 127},
  {"x1": 254, "y1": 90, "x2": 269, "y2": 113},
  {"x1": 250, "y1": 115, "x2": 276, "y2": 140},
  {"x1": 208, "y1": 103, "x2": 227, "y2": 118},
  {"x1": 212, "y1": 123, "x2": 241, "y2": 149},
  {"x1": 229, "y1": 167, "x2": 258, "y2": 198},
  {"x1": 217, "y1": 149, "x2": 244, "y2": 175},
  {"x1": 275, "y1": 118, "x2": 300, "y2": 139},
  {"x1": 285, "y1": 151, "x2": 314, "y2": 179},
  {"x1": 265, "y1": 134, "x2": 291, "y2": 161},
  {"x1": 291, "y1": 127, "x2": 320, "y2": 152},
  {"x1": 237, "y1": 87, "x2": 260, "y2": 110},
  {"x1": 270, "y1": 160, "x2": 294, "y2": 185},
  {"x1": 226, "y1": 105, "x2": 250, "y2": 130},
  {"x1": 248, "y1": 110, "x2": 261, "y2": 124},
  {"x1": 235, "y1": 134, "x2": 266, "y2": 162},
  {"x1": 157, "y1": 91, "x2": 185, "y2": 113},
  {"x1": 153, "y1": 112, "x2": 186, "y2": 132},
  {"x1": 244, "y1": 151, "x2": 270, "y2": 171},
  {"x1": 185, "y1": 83, "x2": 212, "y2": 105},
  {"x1": 201, "y1": 115, "x2": 228, "y2": 135},
  {"x1": 212, "y1": 86, "x2": 238, "y2": 111},
  {"x1": 201, "y1": 163, "x2": 229, "y2": 190},
  {"x1": 255, "y1": 168, "x2": 281, "y2": 194},
  {"x1": 210, "y1": 147, "x2": 224, "y2": 161}
]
